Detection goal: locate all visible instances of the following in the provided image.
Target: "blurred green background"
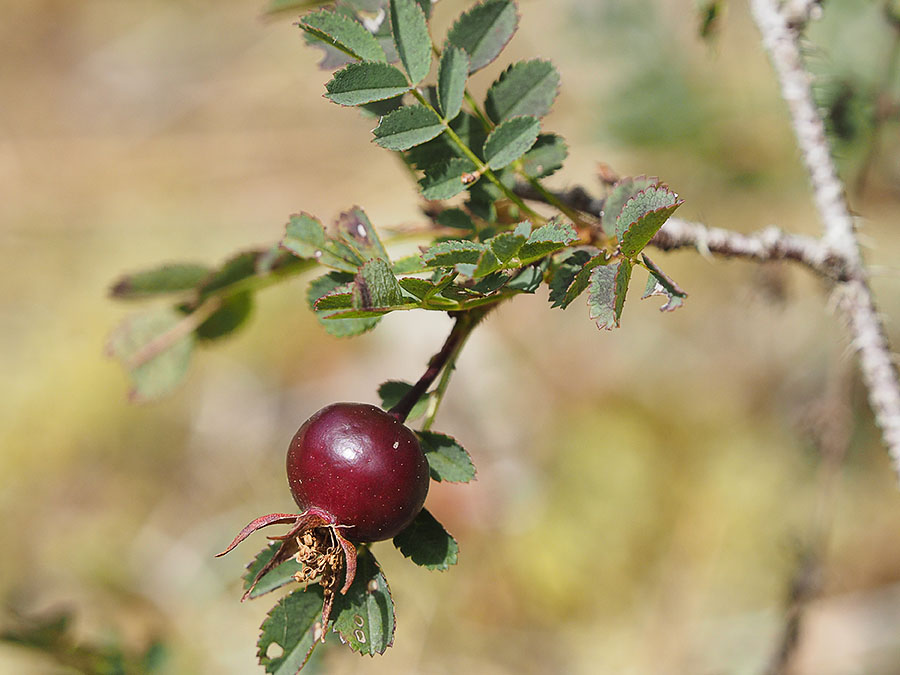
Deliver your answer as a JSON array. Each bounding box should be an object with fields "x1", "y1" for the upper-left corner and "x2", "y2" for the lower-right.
[{"x1": 2, "y1": 0, "x2": 900, "y2": 673}]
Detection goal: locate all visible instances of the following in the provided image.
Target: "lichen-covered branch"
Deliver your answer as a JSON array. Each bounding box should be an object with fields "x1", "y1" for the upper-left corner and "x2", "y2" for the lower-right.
[
  {"x1": 749, "y1": 0, "x2": 861, "y2": 264},
  {"x1": 755, "y1": 0, "x2": 900, "y2": 480},
  {"x1": 650, "y1": 219, "x2": 854, "y2": 282}
]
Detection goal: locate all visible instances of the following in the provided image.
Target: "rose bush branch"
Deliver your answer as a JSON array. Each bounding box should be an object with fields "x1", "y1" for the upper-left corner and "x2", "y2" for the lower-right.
[{"x1": 750, "y1": 0, "x2": 900, "y2": 481}]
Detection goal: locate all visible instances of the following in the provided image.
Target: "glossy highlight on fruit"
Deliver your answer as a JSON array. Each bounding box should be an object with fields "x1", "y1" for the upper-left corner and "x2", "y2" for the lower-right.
[{"x1": 287, "y1": 402, "x2": 430, "y2": 542}]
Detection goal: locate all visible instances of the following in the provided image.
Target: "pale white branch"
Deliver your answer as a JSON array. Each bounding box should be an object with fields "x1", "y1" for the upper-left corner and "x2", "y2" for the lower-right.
[
  {"x1": 651, "y1": 218, "x2": 853, "y2": 281},
  {"x1": 751, "y1": 0, "x2": 900, "y2": 479}
]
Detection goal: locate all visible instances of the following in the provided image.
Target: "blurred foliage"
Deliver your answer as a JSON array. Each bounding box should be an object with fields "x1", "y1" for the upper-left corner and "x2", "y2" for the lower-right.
[{"x1": 1, "y1": 0, "x2": 899, "y2": 673}]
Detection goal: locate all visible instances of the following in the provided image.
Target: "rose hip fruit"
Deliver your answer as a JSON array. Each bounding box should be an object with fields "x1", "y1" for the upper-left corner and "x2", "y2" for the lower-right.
[
  {"x1": 217, "y1": 402, "x2": 431, "y2": 624},
  {"x1": 287, "y1": 402, "x2": 430, "y2": 542}
]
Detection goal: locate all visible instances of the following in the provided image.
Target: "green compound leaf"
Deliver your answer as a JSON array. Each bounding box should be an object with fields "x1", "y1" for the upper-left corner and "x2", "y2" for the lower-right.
[
  {"x1": 373, "y1": 105, "x2": 444, "y2": 151},
  {"x1": 447, "y1": 0, "x2": 519, "y2": 73},
  {"x1": 520, "y1": 133, "x2": 568, "y2": 178},
  {"x1": 437, "y1": 45, "x2": 469, "y2": 121},
  {"x1": 331, "y1": 548, "x2": 394, "y2": 655},
  {"x1": 243, "y1": 543, "x2": 304, "y2": 600},
  {"x1": 282, "y1": 213, "x2": 362, "y2": 273},
  {"x1": 641, "y1": 253, "x2": 687, "y2": 312},
  {"x1": 392, "y1": 508, "x2": 459, "y2": 571},
  {"x1": 588, "y1": 259, "x2": 632, "y2": 331},
  {"x1": 483, "y1": 116, "x2": 540, "y2": 170},
  {"x1": 298, "y1": 9, "x2": 387, "y2": 63},
  {"x1": 107, "y1": 307, "x2": 195, "y2": 403},
  {"x1": 334, "y1": 207, "x2": 390, "y2": 263},
  {"x1": 419, "y1": 157, "x2": 476, "y2": 200},
  {"x1": 109, "y1": 263, "x2": 211, "y2": 300},
  {"x1": 193, "y1": 292, "x2": 254, "y2": 341},
  {"x1": 308, "y1": 272, "x2": 380, "y2": 337},
  {"x1": 601, "y1": 176, "x2": 658, "y2": 239},
  {"x1": 353, "y1": 258, "x2": 405, "y2": 309},
  {"x1": 617, "y1": 185, "x2": 683, "y2": 258},
  {"x1": 485, "y1": 59, "x2": 560, "y2": 123},
  {"x1": 549, "y1": 249, "x2": 609, "y2": 309},
  {"x1": 257, "y1": 586, "x2": 324, "y2": 674},
  {"x1": 325, "y1": 62, "x2": 411, "y2": 106},
  {"x1": 517, "y1": 218, "x2": 578, "y2": 264},
  {"x1": 422, "y1": 239, "x2": 485, "y2": 268},
  {"x1": 417, "y1": 430, "x2": 476, "y2": 482},
  {"x1": 389, "y1": 0, "x2": 432, "y2": 85},
  {"x1": 377, "y1": 380, "x2": 432, "y2": 421}
]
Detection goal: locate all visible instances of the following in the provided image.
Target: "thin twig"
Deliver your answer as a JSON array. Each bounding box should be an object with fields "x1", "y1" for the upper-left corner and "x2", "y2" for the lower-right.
[
  {"x1": 388, "y1": 307, "x2": 490, "y2": 424},
  {"x1": 651, "y1": 218, "x2": 855, "y2": 281},
  {"x1": 751, "y1": 0, "x2": 900, "y2": 479},
  {"x1": 514, "y1": 181, "x2": 854, "y2": 281},
  {"x1": 125, "y1": 297, "x2": 222, "y2": 370}
]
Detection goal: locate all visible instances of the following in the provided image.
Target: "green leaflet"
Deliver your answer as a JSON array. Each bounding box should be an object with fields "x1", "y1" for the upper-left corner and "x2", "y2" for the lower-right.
[
  {"x1": 588, "y1": 259, "x2": 632, "y2": 331},
  {"x1": 485, "y1": 59, "x2": 560, "y2": 122},
  {"x1": 519, "y1": 133, "x2": 568, "y2": 178},
  {"x1": 352, "y1": 258, "x2": 405, "y2": 309},
  {"x1": 256, "y1": 587, "x2": 324, "y2": 674},
  {"x1": 435, "y1": 208, "x2": 476, "y2": 232},
  {"x1": 389, "y1": 0, "x2": 432, "y2": 85},
  {"x1": 242, "y1": 543, "x2": 304, "y2": 600},
  {"x1": 617, "y1": 185, "x2": 683, "y2": 257},
  {"x1": 446, "y1": 0, "x2": 519, "y2": 73},
  {"x1": 641, "y1": 253, "x2": 687, "y2": 312},
  {"x1": 109, "y1": 263, "x2": 211, "y2": 300},
  {"x1": 422, "y1": 239, "x2": 485, "y2": 268},
  {"x1": 437, "y1": 45, "x2": 469, "y2": 121},
  {"x1": 298, "y1": 9, "x2": 387, "y2": 63},
  {"x1": 483, "y1": 116, "x2": 540, "y2": 169},
  {"x1": 601, "y1": 176, "x2": 658, "y2": 239},
  {"x1": 393, "y1": 509, "x2": 459, "y2": 570},
  {"x1": 549, "y1": 250, "x2": 609, "y2": 309},
  {"x1": 377, "y1": 379, "x2": 432, "y2": 421},
  {"x1": 334, "y1": 207, "x2": 391, "y2": 262},
  {"x1": 330, "y1": 548, "x2": 395, "y2": 655},
  {"x1": 419, "y1": 157, "x2": 476, "y2": 200},
  {"x1": 193, "y1": 292, "x2": 254, "y2": 341},
  {"x1": 373, "y1": 105, "x2": 444, "y2": 151},
  {"x1": 106, "y1": 308, "x2": 195, "y2": 403},
  {"x1": 417, "y1": 430, "x2": 476, "y2": 482},
  {"x1": 325, "y1": 62, "x2": 411, "y2": 106},
  {"x1": 308, "y1": 272, "x2": 380, "y2": 337},
  {"x1": 517, "y1": 219, "x2": 578, "y2": 264}
]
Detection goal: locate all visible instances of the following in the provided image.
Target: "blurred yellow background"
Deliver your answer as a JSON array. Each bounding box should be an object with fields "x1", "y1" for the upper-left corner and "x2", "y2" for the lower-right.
[{"x1": 2, "y1": 0, "x2": 900, "y2": 673}]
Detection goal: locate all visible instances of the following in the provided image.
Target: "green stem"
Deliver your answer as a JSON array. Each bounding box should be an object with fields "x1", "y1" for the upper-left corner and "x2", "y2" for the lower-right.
[
  {"x1": 464, "y1": 90, "x2": 493, "y2": 131},
  {"x1": 410, "y1": 89, "x2": 545, "y2": 224}
]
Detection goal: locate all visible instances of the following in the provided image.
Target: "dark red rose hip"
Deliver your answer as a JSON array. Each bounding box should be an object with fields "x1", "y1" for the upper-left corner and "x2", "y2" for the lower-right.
[
  {"x1": 217, "y1": 401, "x2": 431, "y2": 627},
  {"x1": 287, "y1": 402, "x2": 430, "y2": 542}
]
